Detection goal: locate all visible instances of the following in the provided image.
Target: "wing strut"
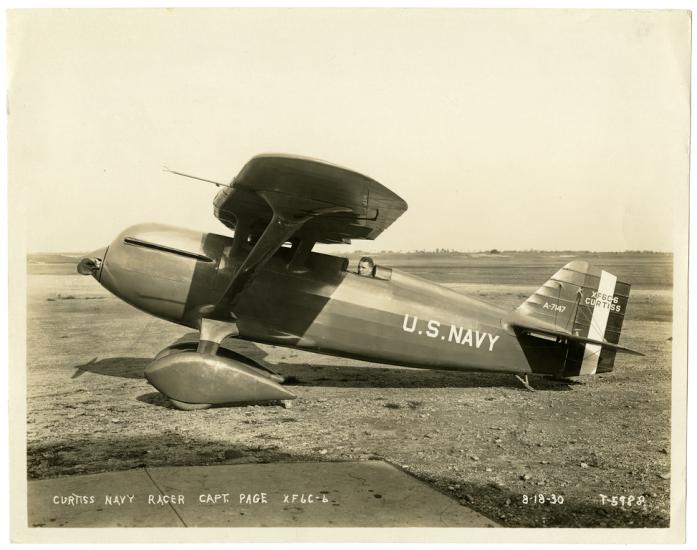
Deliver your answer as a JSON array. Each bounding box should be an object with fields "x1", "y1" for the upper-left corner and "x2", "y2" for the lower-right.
[{"x1": 213, "y1": 191, "x2": 351, "y2": 316}]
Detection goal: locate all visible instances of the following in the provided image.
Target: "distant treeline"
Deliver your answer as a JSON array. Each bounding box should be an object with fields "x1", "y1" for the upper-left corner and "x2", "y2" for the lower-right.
[
  {"x1": 28, "y1": 249, "x2": 671, "y2": 265},
  {"x1": 347, "y1": 249, "x2": 671, "y2": 256},
  {"x1": 27, "y1": 253, "x2": 83, "y2": 264}
]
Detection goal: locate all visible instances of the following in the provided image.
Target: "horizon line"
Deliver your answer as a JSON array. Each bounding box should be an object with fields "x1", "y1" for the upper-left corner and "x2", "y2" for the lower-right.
[{"x1": 27, "y1": 249, "x2": 674, "y2": 257}]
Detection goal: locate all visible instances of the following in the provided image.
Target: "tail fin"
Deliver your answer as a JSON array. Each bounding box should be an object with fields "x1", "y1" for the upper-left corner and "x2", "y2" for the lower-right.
[{"x1": 508, "y1": 261, "x2": 637, "y2": 376}]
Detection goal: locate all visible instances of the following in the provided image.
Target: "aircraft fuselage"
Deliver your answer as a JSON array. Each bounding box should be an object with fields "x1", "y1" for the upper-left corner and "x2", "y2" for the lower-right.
[{"x1": 90, "y1": 223, "x2": 562, "y2": 376}]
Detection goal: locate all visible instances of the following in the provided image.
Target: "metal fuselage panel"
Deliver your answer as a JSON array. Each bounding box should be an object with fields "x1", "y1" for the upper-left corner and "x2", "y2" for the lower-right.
[
  {"x1": 98, "y1": 224, "x2": 539, "y2": 374},
  {"x1": 240, "y1": 266, "x2": 528, "y2": 373}
]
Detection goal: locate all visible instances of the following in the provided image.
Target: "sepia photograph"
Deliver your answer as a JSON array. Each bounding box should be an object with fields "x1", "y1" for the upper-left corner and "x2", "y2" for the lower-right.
[{"x1": 7, "y1": 6, "x2": 689, "y2": 544}]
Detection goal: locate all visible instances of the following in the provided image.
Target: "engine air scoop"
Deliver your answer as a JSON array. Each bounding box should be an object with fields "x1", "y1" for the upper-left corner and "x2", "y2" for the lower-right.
[
  {"x1": 144, "y1": 352, "x2": 296, "y2": 406},
  {"x1": 77, "y1": 246, "x2": 107, "y2": 278}
]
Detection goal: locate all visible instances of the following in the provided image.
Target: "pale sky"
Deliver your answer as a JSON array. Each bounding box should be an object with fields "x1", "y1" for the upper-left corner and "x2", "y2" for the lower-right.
[{"x1": 8, "y1": 9, "x2": 690, "y2": 253}]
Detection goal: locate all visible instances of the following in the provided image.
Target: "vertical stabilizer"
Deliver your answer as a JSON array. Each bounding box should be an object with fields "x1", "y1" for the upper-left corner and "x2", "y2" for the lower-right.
[{"x1": 514, "y1": 261, "x2": 632, "y2": 375}]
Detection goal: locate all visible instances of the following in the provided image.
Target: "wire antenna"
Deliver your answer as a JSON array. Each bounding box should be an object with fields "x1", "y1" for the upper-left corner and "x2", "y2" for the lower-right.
[{"x1": 163, "y1": 166, "x2": 232, "y2": 188}]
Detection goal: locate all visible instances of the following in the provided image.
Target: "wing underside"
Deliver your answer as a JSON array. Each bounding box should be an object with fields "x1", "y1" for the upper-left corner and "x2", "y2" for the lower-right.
[
  {"x1": 210, "y1": 154, "x2": 407, "y2": 313},
  {"x1": 213, "y1": 154, "x2": 408, "y2": 244}
]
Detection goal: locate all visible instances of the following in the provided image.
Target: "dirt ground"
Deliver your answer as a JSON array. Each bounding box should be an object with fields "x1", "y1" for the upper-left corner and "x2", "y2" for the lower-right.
[{"x1": 25, "y1": 253, "x2": 673, "y2": 527}]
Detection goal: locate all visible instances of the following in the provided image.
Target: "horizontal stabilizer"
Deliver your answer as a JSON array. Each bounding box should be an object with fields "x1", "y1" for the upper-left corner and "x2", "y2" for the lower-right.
[{"x1": 508, "y1": 318, "x2": 644, "y2": 356}]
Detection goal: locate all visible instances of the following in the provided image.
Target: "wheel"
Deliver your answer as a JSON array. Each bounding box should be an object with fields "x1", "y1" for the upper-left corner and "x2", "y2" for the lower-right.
[{"x1": 169, "y1": 398, "x2": 213, "y2": 411}]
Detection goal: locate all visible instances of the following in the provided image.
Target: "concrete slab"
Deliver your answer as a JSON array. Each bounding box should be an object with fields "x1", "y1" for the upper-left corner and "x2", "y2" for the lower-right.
[
  {"x1": 28, "y1": 468, "x2": 182, "y2": 527},
  {"x1": 28, "y1": 461, "x2": 497, "y2": 528}
]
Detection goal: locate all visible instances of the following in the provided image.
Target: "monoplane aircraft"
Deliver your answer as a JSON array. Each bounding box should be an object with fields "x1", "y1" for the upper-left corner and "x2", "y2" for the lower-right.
[{"x1": 78, "y1": 155, "x2": 641, "y2": 409}]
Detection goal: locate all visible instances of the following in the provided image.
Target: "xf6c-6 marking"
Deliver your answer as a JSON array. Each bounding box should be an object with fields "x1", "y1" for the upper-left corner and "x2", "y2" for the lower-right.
[
  {"x1": 402, "y1": 314, "x2": 500, "y2": 352},
  {"x1": 585, "y1": 290, "x2": 622, "y2": 312}
]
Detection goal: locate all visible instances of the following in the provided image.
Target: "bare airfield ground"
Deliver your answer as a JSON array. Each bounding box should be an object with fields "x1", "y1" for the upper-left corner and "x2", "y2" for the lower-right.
[{"x1": 26, "y1": 252, "x2": 673, "y2": 528}]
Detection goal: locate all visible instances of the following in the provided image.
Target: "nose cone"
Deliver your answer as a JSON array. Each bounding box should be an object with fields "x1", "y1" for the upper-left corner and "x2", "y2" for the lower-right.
[{"x1": 77, "y1": 246, "x2": 108, "y2": 280}]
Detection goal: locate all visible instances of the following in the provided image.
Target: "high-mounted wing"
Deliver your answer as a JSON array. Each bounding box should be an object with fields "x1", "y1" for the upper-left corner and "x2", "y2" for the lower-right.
[
  {"x1": 214, "y1": 154, "x2": 408, "y2": 245},
  {"x1": 210, "y1": 154, "x2": 407, "y2": 313}
]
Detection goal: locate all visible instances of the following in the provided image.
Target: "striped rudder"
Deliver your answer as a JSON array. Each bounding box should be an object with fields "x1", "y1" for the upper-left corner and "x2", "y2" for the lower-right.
[{"x1": 515, "y1": 261, "x2": 632, "y2": 375}]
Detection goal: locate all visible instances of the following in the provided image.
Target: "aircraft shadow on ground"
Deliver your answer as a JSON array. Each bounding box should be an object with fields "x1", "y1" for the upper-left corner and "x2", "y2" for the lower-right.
[
  {"x1": 72, "y1": 330, "x2": 577, "y2": 391},
  {"x1": 26, "y1": 431, "x2": 665, "y2": 528},
  {"x1": 72, "y1": 332, "x2": 576, "y2": 392},
  {"x1": 272, "y1": 362, "x2": 577, "y2": 391},
  {"x1": 72, "y1": 355, "x2": 576, "y2": 392},
  {"x1": 72, "y1": 357, "x2": 149, "y2": 380}
]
